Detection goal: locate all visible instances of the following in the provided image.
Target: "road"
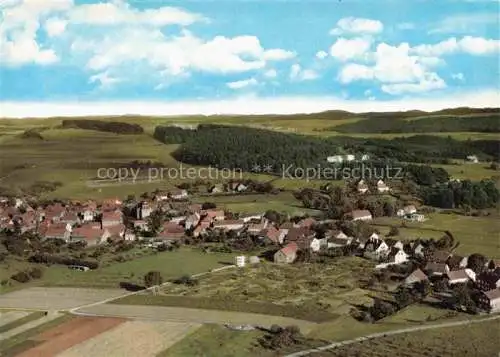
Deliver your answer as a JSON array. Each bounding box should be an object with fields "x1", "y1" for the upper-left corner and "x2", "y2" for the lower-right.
[{"x1": 284, "y1": 314, "x2": 500, "y2": 357}]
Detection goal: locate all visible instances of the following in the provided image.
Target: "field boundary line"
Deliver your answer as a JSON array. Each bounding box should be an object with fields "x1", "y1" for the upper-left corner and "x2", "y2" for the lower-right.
[
  {"x1": 284, "y1": 314, "x2": 500, "y2": 357},
  {"x1": 68, "y1": 265, "x2": 235, "y2": 315}
]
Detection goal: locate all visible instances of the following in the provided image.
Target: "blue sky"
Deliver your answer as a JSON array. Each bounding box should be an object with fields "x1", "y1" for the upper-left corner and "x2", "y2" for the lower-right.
[{"x1": 0, "y1": 0, "x2": 499, "y2": 116}]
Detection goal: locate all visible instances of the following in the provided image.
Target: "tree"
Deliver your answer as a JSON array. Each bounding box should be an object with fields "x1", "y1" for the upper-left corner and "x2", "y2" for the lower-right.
[
  {"x1": 467, "y1": 253, "x2": 488, "y2": 274},
  {"x1": 395, "y1": 287, "x2": 414, "y2": 308},
  {"x1": 201, "y1": 202, "x2": 216, "y2": 210},
  {"x1": 144, "y1": 271, "x2": 163, "y2": 288},
  {"x1": 146, "y1": 210, "x2": 164, "y2": 235},
  {"x1": 387, "y1": 226, "x2": 400, "y2": 237}
]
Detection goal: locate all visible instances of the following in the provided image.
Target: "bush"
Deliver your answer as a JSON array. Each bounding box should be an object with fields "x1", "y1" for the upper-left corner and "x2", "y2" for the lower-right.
[
  {"x1": 28, "y1": 267, "x2": 43, "y2": 279},
  {"x1": 10, "y1": 271, "x2": 31, "y2": 283},
  {"x1": 173, "y1": 275, "x2": 199, "y2": 286}
]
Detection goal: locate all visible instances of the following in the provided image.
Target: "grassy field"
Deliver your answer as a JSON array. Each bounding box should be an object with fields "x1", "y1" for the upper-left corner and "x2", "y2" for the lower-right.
[
  {"x1": 113, "y1": 257, "x2": 374, "y2": 322},
  {"x1": 191, "y1": 191, "x2": 321, "y2": 215},
  {"x1": 0, "y1": 311, "x2": 46, "y2": 333},
  {"x1": 311, "y1": 319, "x2": 500, "y2": 357},
  {"x1": 372, "y1": 211, "x2": 500, "y2": 257},
  {"x1": 38, "y1": 248, "x2": 236, "y2": 289},
  {"x1": 158, "y1": 324, "x2": 266, "y2": 357}
]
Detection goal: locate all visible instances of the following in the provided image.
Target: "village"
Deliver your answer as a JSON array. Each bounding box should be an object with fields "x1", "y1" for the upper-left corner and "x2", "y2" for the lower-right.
[{"x1": 1, "y1": 176, "x2": 499, "y2": 319}]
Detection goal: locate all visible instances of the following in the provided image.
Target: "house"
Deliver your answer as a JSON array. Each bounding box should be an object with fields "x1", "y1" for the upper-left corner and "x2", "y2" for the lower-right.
[
  {"x1": 345, "y1": 154, "x2": 355, "y2": 162},
  {"x1": 487, "y1": 259, "x2": 500, "y2": 270},
  {"x1": 203, "y1": 209, "x2": 225, "y2": 222},
  {"x1": 446, "y1": 269, "x2": 476, "y2": 285},
  {"x1": 247, "y1": 219, "x2": 269, "y2": 234},
  {"x1": 404, "y1": 269, "x2": 428, "y2": 285},
  {"x1": 412, "y1": 242, "x2": 425, "y2": 258},
  {"x1": 426, "y1": 250, "x2": 451, "y2": 263},
  {"x1": 348, "y1": 209, "x2": 372, "y2": 221},
  {"x1": 71, "y1": 225, "x2": 110, "y2": 246},
  {"x1": 386, "y1": 239, "x2": 404, "y2": 251},
  {"x1": 425, "y1": 262, "x2": 450, "y2": 276},
  {"x1": 193, "y1": 221, "x2": 210, "y2": 237},
  {"x1": 208, "y1": 184, "x2": 224, "y2": 194},
  {"x1": 285, "y1": 227, "x2": 319, "y2": 251},
  {"x1": 185, "y1": 213, "x2": 200, "y2": 230},
  {"x1": 476, "y1": 269, "x2": 500, "y2": 291},
  {"x1": 260, "y1": 226, "x2": 282, "y2": 244},
  {"x1": 107, "y1": 224, "x2": 127, "y2": 241},
  {"x1": 169, "y1": 189, "x2": 188, "y2": 200},
  {"x1": 170, "y1": 216, "x2": 186, "y2": 225},
  {"x1": 133, "y1": 220, "x2": 148, "y2": 231},
  {"x1": 376, "y1": 180, "x2": 390, "y2": 193},
  {"x1": 360, "y1": 154, "x2": 370, "y2": 161},
  {"x1": 60, "y1": 211, "x2": 80, "y2": 225},
  {"x1": 101, "y1": 210, "x2": 123, "y2": 227},
  {"x1": 466, "y1": 155, "x2": 479, "y2": 163},
  {"x1": 274, "y1": 242, "x2": 298, "y2": 264},
  {"x1": 43, "y1": 223, "x2": 71, "y2": 242},
  {"x1": 357, "y1": 180, "x2": 369, "y2": 194},
  {"x1": 325, "y1": 230, "x2": 349, "y2": 240},
  {"x1": 447, "y1": 255, "x2": 468, "y2": 270},
  {"x1": 136, "y1": 201, "x2": 154, "y2": 219},
  {"x1": 297, "y1": 217, "x2": 316, "y2": 228},
  {"x1": 388, "y1": 247, "x2": 408, "y2": 264},
  {"x1": 327, "y1": 237, "x2": 353, "y2": 249},
  {"x1": 241, "y1": 213, "x2": 264, "y2": 223},
  {"x1": 155, "y1": 222, "x2": 185, "y2": 242},
  {"x1": 327, "y1": 155, "x2": 343, "y2": 163},
  {"x1": 213, "y1": 219, "x2": 245, "y2": 231},
  {"x1": 403, "y1": 205, "x2": 417, "y2": 215},
  {"x1": 478, "y1": 289, "x2": 500, "y2": 312},
  {"x1": 364, "y1": 239, "x2": 390, "y2": 259},
  {"x1": 405, "y1": 213, "x2": 425, "y2": 222}
]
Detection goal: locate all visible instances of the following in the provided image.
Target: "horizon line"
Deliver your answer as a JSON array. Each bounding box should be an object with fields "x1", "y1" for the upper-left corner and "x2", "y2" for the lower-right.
[{"x1": 1, "y1": 92, "x2": 499, "y2": 118}]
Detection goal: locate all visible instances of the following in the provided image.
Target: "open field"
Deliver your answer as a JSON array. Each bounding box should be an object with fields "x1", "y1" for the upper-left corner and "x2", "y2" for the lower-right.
[
  {"x1": 159, "y1": 324, "x2": 266, "y2": 357},
  {"x1": 0, "y1": 287, "x2": 124, "y2": 310},
  {"x1": 373, "y1": 211, "x2": 500, "y2": 257},
  {"x1": 1, "y1": 114, "x2": 497, "y2": 200},
  {"x1": 191, "y1": 191, "x2": 321, "y2": 215},
  {"x1": 15, "y1": 316, "x2": 125, "y2": 357},
  {"x1": 38, "y1": 248, "x2": 236, "y2": 289},
  {"x1": 58, "y1": 320, "x2": 200, "y2": 357},
  {"x1": 309, "y1": 319, "x2": 500, "y2": 357},
  {"x1": 0, "y1": 313, "x2": 74, "y2": 356},
  {"x1": 112, "y1": 258, "x2": 375, "y2": 323}
]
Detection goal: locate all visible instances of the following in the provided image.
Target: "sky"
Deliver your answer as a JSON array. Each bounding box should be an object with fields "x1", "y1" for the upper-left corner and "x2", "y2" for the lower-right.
[{"x1": 0, "y1": 0, "x2": 499, "y2": 116}]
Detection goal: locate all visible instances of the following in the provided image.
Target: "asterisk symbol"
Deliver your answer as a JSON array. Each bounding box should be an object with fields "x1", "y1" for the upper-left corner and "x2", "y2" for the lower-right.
[
  {"x1": 252, "y1": 164, "x2": 262, "y2": 172},
  {"x1": 262, "y1": 164, "x2": 273, "y2": 173}
]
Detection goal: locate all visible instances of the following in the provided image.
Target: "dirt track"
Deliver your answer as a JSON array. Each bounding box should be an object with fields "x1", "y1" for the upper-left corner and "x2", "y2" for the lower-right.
[
  {"x1": 75, "y1": 303, "x2": 318, "y2": 333},
  {"x1": 0, "y1": 288, "x2": 125, "y2": 310}
]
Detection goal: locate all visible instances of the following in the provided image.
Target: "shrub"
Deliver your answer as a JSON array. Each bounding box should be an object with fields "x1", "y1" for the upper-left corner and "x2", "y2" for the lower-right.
[{"x1": 11, "y1": 271, "x2": 31, "y2": 283}]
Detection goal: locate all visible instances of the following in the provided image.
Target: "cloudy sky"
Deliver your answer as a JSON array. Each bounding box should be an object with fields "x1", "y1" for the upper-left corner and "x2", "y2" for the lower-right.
[{"x1": 0, "y1": 0, "x2": 499, "y2": 116}]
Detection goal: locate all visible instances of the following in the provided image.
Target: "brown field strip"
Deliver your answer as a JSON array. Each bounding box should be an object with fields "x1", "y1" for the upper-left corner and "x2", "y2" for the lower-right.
[{"x1": 16, "y1": 316, "x2": 126, "y2": 357}]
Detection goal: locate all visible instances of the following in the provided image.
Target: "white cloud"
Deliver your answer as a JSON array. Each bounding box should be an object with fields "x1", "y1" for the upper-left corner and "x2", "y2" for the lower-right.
[
  {"x1": 68, "y1": 0, "x2": 206, "y2": 26},
  {"x1": 451, "y1": 72, "x2": 465, "y2": 81},
  {"x1": 329, "y1": 37, "x2": 372, "y2": 61},
  {"x1": 227, "y1": 78, "x2": 258, "y2": 89},
  {"x1": 2, "y1": 90, "x2": 498, "y2": 117},
  {"x1": 289, "y1": 64, "x2": 319, "y2": 81},
  {"x1": 330, "y1": 17, "x2": 383, "y2": 35},
  {"x1": 263, "y1": 69, "x2": 277, "y2": 78},
  {"x1": 0, "y1": 0, "x2": 72, "y2": 66},
  {"x1": 381, "y1": 73, "x2": 446, "y2": 95},
  {"x1": 262, "y1": 49, "x2": 295, "y2": 61},
  {"x1": 315, "y1": 50, "x2": 328, "y2": 60},
  {"x1": 429, "y1": 13, "x2": 498, "y2": 34},
  {"x1": 338, "y1": 42, "x2": 447, "y2": 95},
  {"x1": 44, "y1": 17, "x2": 67, "y2": 37},
  {"x1": 412, "y1": 36, "x2": 500, "y2": 56},
  {"x1": 78, "y1": 29, "x2": 293, "y2": 80}
]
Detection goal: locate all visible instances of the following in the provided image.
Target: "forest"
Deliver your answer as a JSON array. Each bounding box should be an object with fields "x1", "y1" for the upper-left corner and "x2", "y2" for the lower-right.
[
  {"x1": 153, "y1": 124, "x2": 498, "y2": 174},
  {"x1": 62, "y1": 119, "x2": 144, "y2": 134},
  {"x1": 331, "y1": 114, "x2": 500, "y2": 133}
]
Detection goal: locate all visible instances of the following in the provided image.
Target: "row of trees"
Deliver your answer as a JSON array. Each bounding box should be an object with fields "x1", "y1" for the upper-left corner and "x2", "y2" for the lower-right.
[{"x1": 420, "y1": 179, "x2": 499, "y2": 209}]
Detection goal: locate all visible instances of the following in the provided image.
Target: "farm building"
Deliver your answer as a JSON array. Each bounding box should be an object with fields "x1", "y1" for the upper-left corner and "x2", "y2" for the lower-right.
[{"x1": 274, "y1": 242, "x2": 298, "y2": 264}]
